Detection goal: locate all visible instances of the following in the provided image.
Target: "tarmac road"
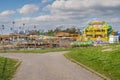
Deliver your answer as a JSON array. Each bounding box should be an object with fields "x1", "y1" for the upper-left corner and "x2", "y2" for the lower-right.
[{"x1": 0, "y1": 52, "x2": 103, "y2": 80}]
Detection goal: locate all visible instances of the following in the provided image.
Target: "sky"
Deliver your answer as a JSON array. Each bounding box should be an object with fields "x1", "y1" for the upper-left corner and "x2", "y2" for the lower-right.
[{"x1": 0, "y1": 0, "x2": 120, "y2": 34}]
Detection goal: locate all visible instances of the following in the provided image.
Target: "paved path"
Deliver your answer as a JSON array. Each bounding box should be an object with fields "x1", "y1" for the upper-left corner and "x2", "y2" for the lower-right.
[{"x1": 0, "y1": 52, "x2": 103, "y2": 80}]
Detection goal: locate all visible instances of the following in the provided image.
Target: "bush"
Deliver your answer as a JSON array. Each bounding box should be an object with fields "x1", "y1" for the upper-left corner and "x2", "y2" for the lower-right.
[{"x1": 71, "y1": 42, "x2": 93, "y2": 47}]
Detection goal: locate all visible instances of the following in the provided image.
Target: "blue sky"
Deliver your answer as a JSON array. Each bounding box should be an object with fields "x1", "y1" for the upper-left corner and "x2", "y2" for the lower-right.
[{"x1": 0, "y1": 0, "x2": 120, "y2": 34}]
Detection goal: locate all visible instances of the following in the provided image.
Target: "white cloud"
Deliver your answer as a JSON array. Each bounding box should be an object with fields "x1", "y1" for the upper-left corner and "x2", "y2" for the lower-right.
[
  {"x1": 0, "y1": 10, "x2": 15, "y2": 17},
  {"x1": 1, "y1": 0, "x2": 120, "y2": 33},
  {"x1": 15, "y1": 14, "x2": 66, "y2": 23},
  {"x1": 47, "y1": 0, "x2": 120, "y2": 10},
  {"x1": 109, "y1": 18, "x2": 120, "y2": 23},
  {"x1": 18, "y1": 4, "x2": 39, "y2": 14},
  {"x1": 45, "y1": 0, "x2": 120, "y2": 19},
  {"x1": 13, "y1": 0, "x2": 120, "y2": 30},
  {"x1": 34, "y1": 15, "x2": 68, "y2": 21},
  {"x1": 42, "y1": 0, "x2": 50, "y2": 3}
]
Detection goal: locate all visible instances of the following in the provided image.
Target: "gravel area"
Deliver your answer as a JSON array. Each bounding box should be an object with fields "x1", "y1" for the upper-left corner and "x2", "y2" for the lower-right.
[{"x1": 0, "y1": 52, "x2": 103, "y2": 80}]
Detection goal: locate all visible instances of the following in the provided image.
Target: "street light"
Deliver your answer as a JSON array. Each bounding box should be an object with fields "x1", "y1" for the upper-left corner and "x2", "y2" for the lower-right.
[
  {"x1": 23, "y1": 23, "x2": 25, "y2": 34},
  {"x1": 23, "y1": 23, "x2": 25, "y2": 27},
  {"x1": 1, "y1": 25, "x2": 4, "y2": 34},
  {"x1": 33, "y1": 25, "x2": 37, "y2": 49},
  {"x1": 1, "y1": 25, "x2": 5, "y2": 50},
  {"x1": 12, "y1": 21, "x2": 15, "y2": 33},
  {"x1": 34, "y1": 25, "x2": 36, "y2": 35},
  {"x1": 34, "y1": 25, "x2": 36, "y2": 30}
]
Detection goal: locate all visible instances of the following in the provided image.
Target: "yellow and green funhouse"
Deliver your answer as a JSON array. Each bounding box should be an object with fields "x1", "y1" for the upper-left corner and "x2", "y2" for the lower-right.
[{"x1": 83, "y1": 21, "x2": 114, "y2": 42}]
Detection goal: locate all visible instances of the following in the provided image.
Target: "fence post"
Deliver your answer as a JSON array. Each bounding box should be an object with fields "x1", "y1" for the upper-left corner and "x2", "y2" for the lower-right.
[{"x1": 1, "y1": 58, "x2": 7, "y2": 80}]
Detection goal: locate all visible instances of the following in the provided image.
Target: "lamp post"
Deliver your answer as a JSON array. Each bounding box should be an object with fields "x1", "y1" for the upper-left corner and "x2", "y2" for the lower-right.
[
  {"x1": 1, "y1": 25, "x2": 4, "y2": 34},
  {"x1": 34, "y1": 25, "x2": 36, "y2": 31},
  {"x1": 22, "y1": 23, "x2": 25, "y2": 49},
  {"x1": 26, "y1": 25, "x2": 29, "y2": 35},
  {"x1": 33, "y1": 25, "x2": 37, "y2": 49},
  {"x1": 12, "y1": 21, "x2": 15, "y2": 33},
  {"x1": 23, "y1": 23, "x2": 25, "y2": 26},
  {"x1": 1, "y1": 25, "x2": 5, "y2": 50},
  {"x1": 22, "y1": 23, "x2": 26, "y2": 34},
  {"x1": 12, "y1": 21, "x2": 15, "y2": 44}
]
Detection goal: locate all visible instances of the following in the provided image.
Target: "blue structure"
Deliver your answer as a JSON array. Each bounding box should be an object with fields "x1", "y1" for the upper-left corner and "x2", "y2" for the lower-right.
[{"x1": 116, "y1": 32, "x2": 120, "y2": 40}]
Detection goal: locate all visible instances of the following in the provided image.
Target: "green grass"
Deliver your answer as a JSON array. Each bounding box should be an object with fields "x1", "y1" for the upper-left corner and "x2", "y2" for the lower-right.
[
  {"x1": 0, "y1": 57, "x2": 19, "y2": 80},
  {"x1": 0, "y1": 48, "x2": 70, "y2": 53},
  {"x1": 65, "y1": 44, "x2": 120, "y2": 80}
]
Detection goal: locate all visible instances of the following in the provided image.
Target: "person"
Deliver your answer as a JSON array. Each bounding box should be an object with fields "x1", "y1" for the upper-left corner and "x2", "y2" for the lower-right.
[
  {"x1": 97, "y1": 36, "x2": 101, "y2": 44},
  {"x1": 94, "y1": 41, "x2": 98, "y2": 46}
]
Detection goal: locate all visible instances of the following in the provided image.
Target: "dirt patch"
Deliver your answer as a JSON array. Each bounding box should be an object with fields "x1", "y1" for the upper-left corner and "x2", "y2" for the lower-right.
[
  {"x1": 102, "y1": 48, "x2": 113, "y2": 52},
  {"x1": 102, "y1": 46, "x2": 111, "y2": 49}
]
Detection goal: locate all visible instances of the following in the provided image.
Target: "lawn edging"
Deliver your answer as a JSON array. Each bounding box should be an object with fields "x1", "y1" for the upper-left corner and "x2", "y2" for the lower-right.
[
  {"x1": 12, "y1": 59, "x2": 22, "y2": 79},
  {"x1": 14, "y1": 59, "x2": 22, "y2": 69},
  {"x1": 64, "y1": 53, "x2": 111, "y2": 80},
  {"x1": 0, "y1": 48, "x2": 71, "y2": 53}
]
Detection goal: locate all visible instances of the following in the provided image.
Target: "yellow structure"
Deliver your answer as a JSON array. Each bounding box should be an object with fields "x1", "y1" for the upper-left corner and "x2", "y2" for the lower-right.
[{"x1": 83, "y1": 21, "x2": 114, "y2": 41}]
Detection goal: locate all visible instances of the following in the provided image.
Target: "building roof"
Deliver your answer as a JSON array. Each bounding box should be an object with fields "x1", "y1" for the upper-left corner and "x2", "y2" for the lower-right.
[{"x1": 55, "y1": 32, "x2": 70, "y2": 37}]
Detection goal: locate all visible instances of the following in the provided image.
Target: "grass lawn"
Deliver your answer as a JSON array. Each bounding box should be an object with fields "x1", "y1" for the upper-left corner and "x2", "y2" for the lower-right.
[
  {"x1": 0, "y1": 48, "x2": 70, "y2": 53},
  {"x1": 0, "y1": 57, "x2": 19, "y2": 80},
  {"x1": 65, "y1": 44, "x2": 120, "y2": 80}
]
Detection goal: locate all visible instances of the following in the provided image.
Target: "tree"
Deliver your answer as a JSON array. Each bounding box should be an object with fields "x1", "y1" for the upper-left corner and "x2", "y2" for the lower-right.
[
  {"x1": 54, "y1": 27, "x2": 61, "y2": 33},
  {"x1": 47, "y1": 30, "x2": 54, "y2": 36},
  {"x1": 64, "y1": 27, "x2": 77, "y2": 34},
  {"x1": 77, "y1": 28, "x2": 82, "y2": 35}
]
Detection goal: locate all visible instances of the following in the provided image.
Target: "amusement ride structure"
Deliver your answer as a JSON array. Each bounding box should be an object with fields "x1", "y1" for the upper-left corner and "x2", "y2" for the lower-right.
[{"x1": 83, "y1": 21, "x2": 114, "y2": 41}]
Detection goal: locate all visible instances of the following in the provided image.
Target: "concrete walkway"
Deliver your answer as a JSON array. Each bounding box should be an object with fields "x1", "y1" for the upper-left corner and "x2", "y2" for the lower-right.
[{"x1": 0, "y1": 52, "x2": 103, "y2": 80}]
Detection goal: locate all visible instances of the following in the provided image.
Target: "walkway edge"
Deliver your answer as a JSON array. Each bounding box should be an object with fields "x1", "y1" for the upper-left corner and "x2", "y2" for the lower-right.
[
  {"x1": 64, "y1": 54, "x2": 111, "y2": 80},
  {"x1": 14, "y1": 60, "x2": 22, "y2": 69}
]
